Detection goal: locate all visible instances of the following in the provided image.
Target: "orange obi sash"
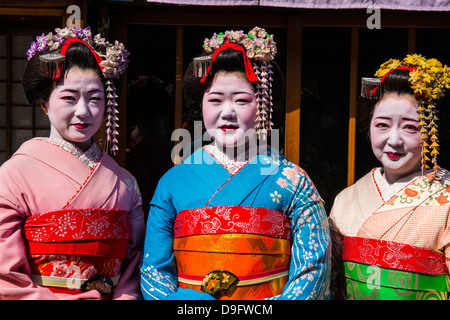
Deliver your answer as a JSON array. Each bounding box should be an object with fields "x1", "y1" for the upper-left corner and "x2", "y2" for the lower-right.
[
  {"x1": 173, "y1": 206, "x2": 291, "y2": 300},
  {"x1": 24, "y1": 209, "x2": 130, "y2": 297}
]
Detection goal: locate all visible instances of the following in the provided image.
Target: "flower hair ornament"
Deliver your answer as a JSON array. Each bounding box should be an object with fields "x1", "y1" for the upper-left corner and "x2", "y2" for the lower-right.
[
  {"x1": 27, "y1": 26, "x2": 130, "y2": 155},
  {"x1": 361, "y1": 54, "x2": 450, "y2": 173},
  {"x1": 193, "y1": 27, "x2": 277, "y2": 141}
]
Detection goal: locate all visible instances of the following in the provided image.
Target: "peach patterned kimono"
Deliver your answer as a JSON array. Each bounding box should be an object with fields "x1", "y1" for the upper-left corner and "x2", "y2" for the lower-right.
[
  {"x1": 329, "y1": 167, "x2": 450, "y2": 300},
  {"x1": 0, "y1": 138, "x2": 145, "y2": 300}
]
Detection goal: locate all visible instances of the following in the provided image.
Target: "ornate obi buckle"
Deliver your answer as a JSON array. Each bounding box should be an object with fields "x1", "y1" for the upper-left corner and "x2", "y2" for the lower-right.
[
  {"x1": 201, "y1": 270, "x2": 239, "y2": 298},
  {"x1": 179, "y1": 266, "x2": 289, "y2": 298}
]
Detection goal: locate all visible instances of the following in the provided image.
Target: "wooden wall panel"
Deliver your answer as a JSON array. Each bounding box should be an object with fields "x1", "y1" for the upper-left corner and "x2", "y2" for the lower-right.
[
  {"x1": 284, "y1": 14, "x2": 302, "y2": 165},
  {"x1": 347, "y1": 27, "x2": 358, "y2": 186}
]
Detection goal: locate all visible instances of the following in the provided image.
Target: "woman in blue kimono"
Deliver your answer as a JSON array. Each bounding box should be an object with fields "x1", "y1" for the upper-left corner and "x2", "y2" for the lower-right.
[{"x1": 140, "y1": 27, "x2": 331, "y2": 300}]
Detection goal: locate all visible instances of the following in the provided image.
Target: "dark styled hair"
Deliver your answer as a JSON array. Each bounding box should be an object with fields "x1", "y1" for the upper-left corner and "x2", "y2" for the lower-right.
[
  {"x1": 22, "y1": 42, "x2": 105, "y2": 105},
  {"x1": 183, "y1": 46, "x2": 285, "y2": 117},
  {"x1": 357, "y1": 68, "x2": 415, "y2": 135}
]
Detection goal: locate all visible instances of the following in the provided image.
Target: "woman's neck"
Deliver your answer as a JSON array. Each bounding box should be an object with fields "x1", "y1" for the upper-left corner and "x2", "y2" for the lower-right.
[
  {"x1": 49, "y1": 128, "x2": 92, "y2": 152},
  {"x1": 381, "y1": 166, "x2": 423, "y2": 185},
  {"x1": 214, "y1": 140, "x2": 259, "y2": 162}
]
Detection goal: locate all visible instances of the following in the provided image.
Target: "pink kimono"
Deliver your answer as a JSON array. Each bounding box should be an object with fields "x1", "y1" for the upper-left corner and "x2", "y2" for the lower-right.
[{"x1": 0, "y1": 138, "x2": 145, "y2": 300}]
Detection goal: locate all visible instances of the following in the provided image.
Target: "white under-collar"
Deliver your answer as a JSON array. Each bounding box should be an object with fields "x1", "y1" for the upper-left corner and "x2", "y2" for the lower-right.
[
  {"x1": 372, "y1": 167, "x2": 425, "y2": 202},
  {"x1": 203, "y1": 141, "x2": 266, "y2": 174},
  {"x1": 34, "y1": 137, "x2": 102, "y2": 170}
]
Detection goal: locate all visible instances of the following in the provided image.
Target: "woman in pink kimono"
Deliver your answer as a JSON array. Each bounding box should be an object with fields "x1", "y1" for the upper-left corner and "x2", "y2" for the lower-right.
[
  {"x1": 0, "y1": 27, "x2": 145, "y2": 299},
  {"x1": 329, "y1": 54, "x2": 450, "y2": 300}
]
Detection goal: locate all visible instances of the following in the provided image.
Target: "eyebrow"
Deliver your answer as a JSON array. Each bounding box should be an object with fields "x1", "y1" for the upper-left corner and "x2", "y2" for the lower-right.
[
  {"x1": 206, "y1": 91, "x2": 254, "y2": 95},
  {"x1": 402, "y1": 117, "x2": 419, "y2": 122},
  {"x1": 373, "y1": 116, "x2": 419, "y2": 122},
  {"x1": 59, "y1": 88, "x2": 104, "y2": 94}
]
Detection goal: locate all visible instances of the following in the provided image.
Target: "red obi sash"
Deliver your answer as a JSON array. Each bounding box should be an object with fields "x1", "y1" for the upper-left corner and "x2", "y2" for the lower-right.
[
  {"x1": 342, "y1": 236, "x2": 450, "y2": 299},
  {"x1": 24, "y1": 209, "x2": 130, "y2": 297},
  {"x1": 174, "y1": 206, "x2": 291, "y2": 240},
  {"x1": 174, "y1": 206, "x2": 291, "y2": 300},
  {"x1": 343, "y1": 236, "x2": 448, "y2": 275}
]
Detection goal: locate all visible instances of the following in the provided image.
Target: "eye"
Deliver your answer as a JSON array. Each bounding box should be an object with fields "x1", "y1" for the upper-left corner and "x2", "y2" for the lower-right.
[
  {"x1": 89, "y1": 96, "x2": 103, "y2": 102},
  {"x1": 374, "y1": 122, "x2": 389, "y2": 129},
  {"x1": 207, "y1": 97, "x2": 222, "y2": 104},
  {"x1": 61, "y1": 95, "x2": 76, "y2": 101},
  {"x1": 236, "y1": 98, "x2": 251, "y2": 104},
  {"x1": 404, "y1": 124, "x2": 419, "y2": 132}
]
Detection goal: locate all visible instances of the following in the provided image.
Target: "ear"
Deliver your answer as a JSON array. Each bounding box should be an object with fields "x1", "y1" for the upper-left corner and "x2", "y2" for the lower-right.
[{"x1": 40, "y1": 99, "x2": 48, "y2": 115}]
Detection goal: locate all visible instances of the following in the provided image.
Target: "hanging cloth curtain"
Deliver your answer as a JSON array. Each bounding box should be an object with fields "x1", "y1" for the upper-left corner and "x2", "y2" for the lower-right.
[{"x1": 144, "y1": 0, "x2": 450, "y2": 11}]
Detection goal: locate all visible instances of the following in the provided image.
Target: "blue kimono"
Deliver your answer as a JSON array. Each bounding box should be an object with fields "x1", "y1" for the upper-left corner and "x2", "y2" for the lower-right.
[{"x1": 140, "y1": 144, "x2": 331, "y2": 300}]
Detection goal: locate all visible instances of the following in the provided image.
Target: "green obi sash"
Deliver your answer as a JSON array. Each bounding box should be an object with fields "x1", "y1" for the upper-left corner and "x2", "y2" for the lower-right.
[{"x1": 343, "y1": 236, "x2": 450, "y2": 300}]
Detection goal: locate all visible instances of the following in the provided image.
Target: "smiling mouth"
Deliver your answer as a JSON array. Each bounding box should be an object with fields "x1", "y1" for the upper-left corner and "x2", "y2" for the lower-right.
[
  {"x1": 220, "y1": 125, "x2": 238, "y2": 132},
  {"x1": 386, "y1": 152, "x2": 403, "y2": 159}
]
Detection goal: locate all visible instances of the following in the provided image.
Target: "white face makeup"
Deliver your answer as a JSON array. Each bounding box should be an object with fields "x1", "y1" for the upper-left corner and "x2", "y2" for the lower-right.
[
  {"x1": 45, "y1": 68, "x2": 105, "y2": 151},
  {"x1": 202, "y1": 72, "x2": 257, "y2": 151},
  {"x1": 370, "y1": 94, "x2": 422, "y2": 183}
]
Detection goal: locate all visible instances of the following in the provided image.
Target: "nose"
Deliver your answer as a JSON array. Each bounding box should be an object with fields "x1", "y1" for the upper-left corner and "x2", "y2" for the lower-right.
[
  {"x1": 387, "y1": 128, "x2": 403, "y2": 147},
  {"x1": 220, "y1": 101, "x2": 236, "y2": 119},
  {"x1": 74, "y1": 97, "x2": 90, "y2": 118}
]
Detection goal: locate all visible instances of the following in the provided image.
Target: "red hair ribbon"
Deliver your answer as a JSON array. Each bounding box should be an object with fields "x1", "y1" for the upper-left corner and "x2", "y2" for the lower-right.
[
  {"x1": 379, "y1": 66, "x2": 417, "y2": 83},
  {"x1": 199, "y1": 41, "x2": 259, "y2": 84},
  {"x1": 370, "y1": 66, "x2": 417, "y2": 97},
  {"x1": 54, "y1": 37, "x2": 104, "y2": 81}
]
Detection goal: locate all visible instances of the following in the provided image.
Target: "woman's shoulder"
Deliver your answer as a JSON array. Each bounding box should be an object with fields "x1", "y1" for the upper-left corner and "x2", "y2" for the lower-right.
[
  {"x1": 429, "y1": 168, "x2": 450, "y2": 187},
  {"x1": 268, "y1": 149, "x2": 322, "y2": 184},
  {"x1": 102, "y1": 151, "x2": 141, "y2": 184},
  {"x1": 334, "y1": 169, "x2": 375, "y2": 202},
  {"x1": 0, "y1": 141, "x2": 42, "y2": 176},
  {"x1": 435, "y1": 168, "x2": 450, "y2": 180},
  {"x1": 0, "y1": 155, "x2": 24, "y2": 178}
]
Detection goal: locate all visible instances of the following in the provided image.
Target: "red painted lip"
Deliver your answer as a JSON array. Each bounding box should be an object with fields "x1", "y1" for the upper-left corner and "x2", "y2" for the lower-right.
[
  {"x1": 73, "y1": 123, "x2": 89, "y2": 129},
  {"x1": 386, "y1": 152, "x2": 402, "y2": 159},
  {"x1": 220, "y1": 125, "x2": 238, "y2": 132}
]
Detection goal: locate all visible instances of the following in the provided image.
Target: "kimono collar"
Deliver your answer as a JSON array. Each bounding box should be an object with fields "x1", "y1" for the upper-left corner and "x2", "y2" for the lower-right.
[
  {"x1": 203, "y1": 141, "x2": 267, "y2": 175},
  {"x1": 33, "y1": 137, "x2": 102, "y2": 169},
  {"x1": 373, "y1": 167, "x2": 428, "y2": 202}
]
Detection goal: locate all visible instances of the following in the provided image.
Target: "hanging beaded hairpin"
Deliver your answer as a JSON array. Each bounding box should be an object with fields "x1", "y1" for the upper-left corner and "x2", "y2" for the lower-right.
[
  {"x1": 361, "y1": 54, "x2": 450, "y2": 173},
  {"x1": 193, "y1": 27, "x2": 277, "y2": 141},
  {"x1": 27, "y1": 26, "x2": 130, "y2": 155}
]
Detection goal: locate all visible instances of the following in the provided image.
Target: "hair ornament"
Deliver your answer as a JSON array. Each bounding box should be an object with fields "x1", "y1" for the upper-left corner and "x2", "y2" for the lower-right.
[
  {"x1": 360, "y1": 77, "x2": 382, "y2": 99},
  {"x1": 39, "y1": 53, "x2": 65, "y2": 80},
  {"x1": 105, "y1": 80, "x2": 120, "y2": 154},
  {"x1": 193, "y1": 55, "x2": 213, "y2": 78},
  {"x1": 193, "y1": 27, "x2": 277, "y2": 141},
  {"x1": 27, "y1": 27, "x2": 130, "y2": 155},
  {"x1": 362, "y1": 54, "x2": 450, "y2": 173}
]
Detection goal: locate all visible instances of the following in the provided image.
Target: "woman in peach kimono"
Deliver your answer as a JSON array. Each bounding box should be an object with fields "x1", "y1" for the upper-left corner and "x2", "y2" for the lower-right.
[
  {"x1": 0, "y1": 27, "x2": 145, "y2": 300},
  {"x1": 329, "y1": 55, "x2": 450, "y2": 300}
]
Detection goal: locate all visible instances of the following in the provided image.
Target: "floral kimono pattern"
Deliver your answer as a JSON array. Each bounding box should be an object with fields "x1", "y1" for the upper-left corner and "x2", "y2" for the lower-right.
[
  {"x1": 0, "y1": 138, "x2": 144, "y2": 300},
  {"x1": 329, "y1": 168, "x2": 450, "y2": 300},
  {"x1": 140, "y1": 144, "x2": 331, "y2": 300}
]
